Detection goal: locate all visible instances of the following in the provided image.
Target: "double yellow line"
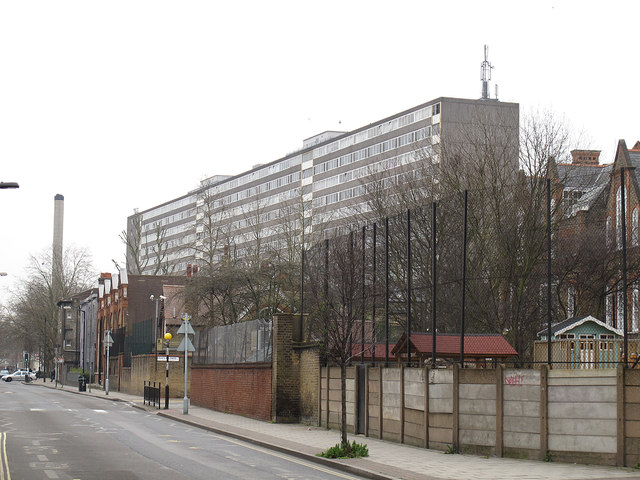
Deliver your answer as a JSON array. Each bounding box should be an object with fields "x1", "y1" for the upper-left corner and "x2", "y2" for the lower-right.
[{"x1": 0, "y1": 432, "x2": 10, "y2": 480}]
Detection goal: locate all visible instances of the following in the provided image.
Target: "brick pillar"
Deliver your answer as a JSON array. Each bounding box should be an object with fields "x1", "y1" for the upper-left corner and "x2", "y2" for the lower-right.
[{"x1": 272, "y1": 314, "x2": 300, "y2": 422}]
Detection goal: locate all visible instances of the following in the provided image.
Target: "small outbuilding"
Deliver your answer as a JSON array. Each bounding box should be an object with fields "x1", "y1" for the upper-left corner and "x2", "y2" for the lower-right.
[{"x1": 391, "y1": 332, "x2": 517, "y2": 366}]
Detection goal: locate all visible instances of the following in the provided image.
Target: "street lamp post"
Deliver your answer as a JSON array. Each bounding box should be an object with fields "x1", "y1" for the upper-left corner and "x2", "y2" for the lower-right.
[
  {"x1": 150, "y1": 295, "x2": 166, "y2": 371},
  {"x1": 43, "y1": 317, "x2": 47, "y2": 382},
  {"x1": 104, "y1": 330, "x2": 113, "y2": 395},
  {"x1": 164, "y1": 332, "x2": 172, "y2": 409},
  {"x1": 177, "y1": 314, "x2": 195, "y2": 415}
]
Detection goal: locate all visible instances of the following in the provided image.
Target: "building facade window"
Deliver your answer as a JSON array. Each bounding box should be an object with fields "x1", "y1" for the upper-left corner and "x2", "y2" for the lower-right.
[
  {"x1": 616, "y1": 186, "x2": 622, "y2": 249},
  {"x1": 633, "y1": 208, "x2": 639, "y2": 246},
  {"x1": 617, "y1": 290, "x2": 624, "y2": 329},
  {"x1": 567, "y1": 286, "x2": 576, "y2": 318},
  {"x1": 634, "y1": 282, "x2": 639, "y2": 333}
]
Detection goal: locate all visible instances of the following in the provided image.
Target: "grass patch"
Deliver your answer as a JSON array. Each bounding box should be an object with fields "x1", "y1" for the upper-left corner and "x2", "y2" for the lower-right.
[
  {"x1": 319, "y1": 441, "x2": 369, "y2": 459},
  {"x1": 544, "y1": 450, "x2": 552, "y2": 462},
  {"x1": 444, "y1": 445, "x2": 457, "y2": 454}
]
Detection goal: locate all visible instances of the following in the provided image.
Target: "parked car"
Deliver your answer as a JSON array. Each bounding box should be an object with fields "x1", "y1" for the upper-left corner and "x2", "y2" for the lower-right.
[
  {"x1": 0, "y1": 369, "x2": 9, "y2": 380},
  {"x1": 2, "y1": 370, "x2": 36, "y2": 382}
]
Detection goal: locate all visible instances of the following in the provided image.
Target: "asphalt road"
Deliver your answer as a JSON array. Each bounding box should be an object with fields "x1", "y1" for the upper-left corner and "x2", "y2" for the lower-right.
[{"x1": 0, "y1": 380, "x2": 368, "y2": 480}]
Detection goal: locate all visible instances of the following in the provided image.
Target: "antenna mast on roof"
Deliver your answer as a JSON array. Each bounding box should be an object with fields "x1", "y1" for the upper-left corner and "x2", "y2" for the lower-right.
[{"x1": 481, "y1": 44, "x2": 493, "y2": 100}]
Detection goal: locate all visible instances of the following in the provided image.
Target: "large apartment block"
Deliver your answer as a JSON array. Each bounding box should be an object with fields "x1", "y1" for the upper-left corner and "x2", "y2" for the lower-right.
[{"x1": 128, "y1": 97, "x2": 519, "y2": 275}]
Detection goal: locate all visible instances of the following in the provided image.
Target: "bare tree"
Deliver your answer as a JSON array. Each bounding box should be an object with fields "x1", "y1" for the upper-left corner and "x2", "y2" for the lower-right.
[
  {"x1": 306, "y1": 232, "x2": 368, "y2": 448},
  {"x1": 120, "y1": 211, "x2": 174, "y2": 275},
  {"x1": 355, "y1": 108, "x2": 585, "y2": 362},
  {"x1": 6, "y1": 246, "x2": 95, "y2": 372}
]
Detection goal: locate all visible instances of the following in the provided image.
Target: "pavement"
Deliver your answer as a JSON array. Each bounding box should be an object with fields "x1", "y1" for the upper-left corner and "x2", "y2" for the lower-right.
[{"x1": 29, "y1": 379, "x2": 640, "y2": 480}]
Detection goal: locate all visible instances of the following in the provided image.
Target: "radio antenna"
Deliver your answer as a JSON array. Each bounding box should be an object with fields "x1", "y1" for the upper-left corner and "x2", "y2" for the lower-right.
[{"x1": 481, "y1": 45, "x2": 493, "y2": 100}]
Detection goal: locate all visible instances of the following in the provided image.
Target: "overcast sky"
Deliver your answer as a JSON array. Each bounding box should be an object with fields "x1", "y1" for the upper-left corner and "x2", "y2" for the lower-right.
[{"x1": 0, "y1": 1, "x2": 638, "y2": 300}]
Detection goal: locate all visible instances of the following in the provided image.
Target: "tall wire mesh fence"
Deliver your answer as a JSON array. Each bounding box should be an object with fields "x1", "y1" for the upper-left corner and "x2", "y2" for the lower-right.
[
  {"x1": 193, "y1": 318, "x2": 272, "y2": 364},
  {"x1": 302, "y1": 173, "x2": 640, "y2": 369}
]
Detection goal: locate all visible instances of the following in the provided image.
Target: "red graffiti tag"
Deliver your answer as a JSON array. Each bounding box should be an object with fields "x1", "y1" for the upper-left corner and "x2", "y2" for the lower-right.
[{"x1": 504, "y1": 374, "x2": 524, "y2": 385}]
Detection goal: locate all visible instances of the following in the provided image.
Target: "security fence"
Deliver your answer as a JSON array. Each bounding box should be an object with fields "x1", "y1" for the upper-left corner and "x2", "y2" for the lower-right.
[
  {"x1": 301, "y1": 173, "x2": 640, "y2": 369},
  {"x1": 193, "y1": 318, "x2": 272, "y2": 364}
]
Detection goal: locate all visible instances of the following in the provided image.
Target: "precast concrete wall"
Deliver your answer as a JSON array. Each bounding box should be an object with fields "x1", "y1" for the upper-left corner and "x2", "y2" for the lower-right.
[
  {"x1": 547, "y1": 369, "x2": 617, "y2": 465},
  {"x1": 318, "y1": 364, "x2": 640, "y2": 467},
  {"x1": 503, "y1": 368, "x2": 541, "y2": 458}
]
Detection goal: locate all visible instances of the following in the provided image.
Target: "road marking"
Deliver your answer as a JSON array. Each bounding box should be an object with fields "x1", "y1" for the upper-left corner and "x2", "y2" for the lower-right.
[
  {"x1": 93, "y1": 410, "x2": 107, "y2": 413},
  {"x1": 37, "y1": 455, "x2": 48, "y2": 461},
  {"x1": 44, "y1": 470, "x2": 59, "y2": 479},
  {"x1": 1, "y1": 432, "x2": 11, "y2": 480},
  {"x1": 216, "y1": 435, "x2": 363, "y2": 480},
  {"x1": 30, "y1": 409, "x2": 43, "y2": 412}
]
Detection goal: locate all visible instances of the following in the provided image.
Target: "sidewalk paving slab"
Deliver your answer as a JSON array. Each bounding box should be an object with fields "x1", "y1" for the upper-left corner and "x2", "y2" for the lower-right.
[{"x1": 31, "y1": 381, "x2": 640, "y2": 480}]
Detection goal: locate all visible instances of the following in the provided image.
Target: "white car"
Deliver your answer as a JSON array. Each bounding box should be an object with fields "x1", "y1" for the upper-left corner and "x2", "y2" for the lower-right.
[
  {"x1": 0, "y1": 369, "x2": 9, "y2": 380},
  {"x1": 2, "y1": 370, "x2": 36, "y2": 382}
]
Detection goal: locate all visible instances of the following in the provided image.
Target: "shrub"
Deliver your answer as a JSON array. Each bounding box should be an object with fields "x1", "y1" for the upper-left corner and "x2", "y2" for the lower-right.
[{"x1": 319, "y1": 441, "x2": 369, "y2": 459}]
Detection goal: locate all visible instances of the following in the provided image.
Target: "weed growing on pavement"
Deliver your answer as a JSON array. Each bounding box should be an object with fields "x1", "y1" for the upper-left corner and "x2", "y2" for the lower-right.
[
  {"x1": 544, "y1": 450, "x2": 552, "y2": 462},
  {"x1": 634, "y1": 462, "x2": 640, "y2": 470},
  {"x1": 319, "y1": 441, "x2": 369, "y2": 459},
  {"x1": 444, "y1": 445, "x2": 457, "y2": 454}
]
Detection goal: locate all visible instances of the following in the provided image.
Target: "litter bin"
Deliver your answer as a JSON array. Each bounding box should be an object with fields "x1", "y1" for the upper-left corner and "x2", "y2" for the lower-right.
[{"x1": 78, "y1": 375, "x2": 86, "y2": 392}]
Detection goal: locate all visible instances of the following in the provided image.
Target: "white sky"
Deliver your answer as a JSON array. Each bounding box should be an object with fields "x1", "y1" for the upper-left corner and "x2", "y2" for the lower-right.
[{"x1": 1, "y1": 1, "x2": 638, "y2": 300}]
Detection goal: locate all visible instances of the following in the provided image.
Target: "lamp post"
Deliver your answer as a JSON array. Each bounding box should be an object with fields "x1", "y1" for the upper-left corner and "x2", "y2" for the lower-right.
[
  {"x1": 150, "y1": 295, "x2": 166, "y2": 370},
  {"x1": 177, "y1": 313, "x2": 195, "y2": 415},
  {"x1": 104, "y1": 330, "x2": 113, "y2": 395},
  {"x1": 43, "y1": 317, "x2": 47, "y2": 381},
  {"x1": 164, "y1": 332, "x2": 172, "y2": 409}
]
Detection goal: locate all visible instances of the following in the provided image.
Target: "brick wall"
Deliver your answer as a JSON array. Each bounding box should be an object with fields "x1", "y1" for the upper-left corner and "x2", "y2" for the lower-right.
[
  {"x1": 116, "y1": 354, "x2": 190, "y2": 398},
  {"x1": 296, "y1": 346, "x2": 320, "y2": 424},
  {"x1": 272, "y1": 314, "x2": 299, "y2": 421},
  {"x1": 191, "y1": 363, "x2": 273, "y2": 421}
]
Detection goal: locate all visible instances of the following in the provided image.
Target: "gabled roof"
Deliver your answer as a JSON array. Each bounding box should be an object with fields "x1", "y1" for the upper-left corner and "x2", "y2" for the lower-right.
[
  {"x1": 392, "y1": 332, "x2": 517, "y2": 359},
  {"x1": 556, "y1": 162, "x2": 613, "y2": 217},
  {"x1": 351, "y1": 343, "x2": 396, "y2": 361},
  {"x1": 536, "y1": 315, "x2": 623, "y2": 337}
]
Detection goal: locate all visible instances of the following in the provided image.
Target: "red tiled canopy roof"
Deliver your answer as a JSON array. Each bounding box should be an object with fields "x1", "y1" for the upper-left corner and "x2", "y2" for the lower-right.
[{"x1": 392, "y1": 333, "x2": 517, "y2": 359}]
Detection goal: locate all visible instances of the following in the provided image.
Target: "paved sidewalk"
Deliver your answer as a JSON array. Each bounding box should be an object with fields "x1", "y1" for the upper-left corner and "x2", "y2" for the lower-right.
[{"x1": 32, "y1": 381, "x2": 640, "y2": 480}]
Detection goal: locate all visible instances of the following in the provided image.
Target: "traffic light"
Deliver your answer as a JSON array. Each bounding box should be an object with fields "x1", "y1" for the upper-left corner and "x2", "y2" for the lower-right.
[{"x1": 23, "y1": 352, "x2": 29, "y2": 364}]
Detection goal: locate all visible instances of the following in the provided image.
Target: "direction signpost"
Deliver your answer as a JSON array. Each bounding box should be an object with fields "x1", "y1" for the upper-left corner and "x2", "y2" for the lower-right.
[{"x1": 177, "y1": 313, "x2": 195, "y2": 414}]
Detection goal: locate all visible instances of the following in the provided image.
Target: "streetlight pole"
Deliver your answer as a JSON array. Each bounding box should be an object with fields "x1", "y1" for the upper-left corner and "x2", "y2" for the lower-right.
[
  {"x1": 150, "y1": 295, "x2": 166, "y2": 372},
  {"x1": 164, "y1": 332, "x2": 172, "y2": 409},
  {"x1": 43, "y1": 317, "x2": 47, "y2": 382},
  {"x1": 104, "y1": 330, "x2": 113, "y2": 395}
]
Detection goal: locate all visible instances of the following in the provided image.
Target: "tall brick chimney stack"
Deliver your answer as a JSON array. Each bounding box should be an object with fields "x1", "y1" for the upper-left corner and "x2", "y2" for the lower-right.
[{"x1": 571, "y1": 150, "x2": 601, "y2": 165}]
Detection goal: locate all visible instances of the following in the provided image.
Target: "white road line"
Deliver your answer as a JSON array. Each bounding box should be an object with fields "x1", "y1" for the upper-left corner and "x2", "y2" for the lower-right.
[
  {"x1": 215, "y1": 435, "x2": 363, "y2": 480},
  {"x1": 37, "y1": 455, "x2": 48, "y2": 462},
  {"x1": 43, "y1": 470, "x2": 59, "y2": 479}
]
